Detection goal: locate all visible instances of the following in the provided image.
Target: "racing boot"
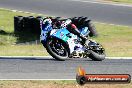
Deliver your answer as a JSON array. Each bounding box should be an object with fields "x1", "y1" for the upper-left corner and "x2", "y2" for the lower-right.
[
  {"x1": 67, "y1": 23, "x2": 89, "y2": 46},
  {"x1": 79, "y1": 34, "x2": 89, "y2": 46}
]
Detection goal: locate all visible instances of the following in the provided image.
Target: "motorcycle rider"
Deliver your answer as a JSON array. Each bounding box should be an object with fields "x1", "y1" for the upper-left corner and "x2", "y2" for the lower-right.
[
  {"x1": 67, "y1": 21, "x2": 88, "y2": 44},
  {"x1": 42, "y1": 17, "x2": 89, "y2": 45},
  {"x1": 52, "y1": 17, "x2": 89, "y2": 45}
]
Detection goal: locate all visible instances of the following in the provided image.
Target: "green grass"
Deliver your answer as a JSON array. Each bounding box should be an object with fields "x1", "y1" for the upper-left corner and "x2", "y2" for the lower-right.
[
  {"x1": 0, "y1": 8, "x2": 49, "y2": 56},
  {"x1": 105, "y1": 0, "x2": 132, "y2": 4},
  {"x1": 93, "y1": 23, "x2": 132, "y2": 57},
  {"x1": 0, "y1": 9, "x2": 42, "y2": 45},
  {"x1": 0, "y1": 8, "x2": 132, "y2": 56},
  {"x1": 0, "y1": 45, "x2": 49, "y2": 56}
]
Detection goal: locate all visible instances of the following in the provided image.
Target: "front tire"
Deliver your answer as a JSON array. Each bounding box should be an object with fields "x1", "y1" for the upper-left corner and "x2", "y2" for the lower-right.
[{"x1": 45, "y1": 37, "x2": 69, "y2": 61}]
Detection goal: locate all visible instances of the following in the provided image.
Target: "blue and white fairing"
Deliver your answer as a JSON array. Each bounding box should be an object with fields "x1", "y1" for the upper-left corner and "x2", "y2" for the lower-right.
[
  {"x1": 40, "y1": 18, "x2": 52, "y2": 44},
  {"x1": 40, "y1": 18, "x2": 89, "y2": 54},
  {"x1": 50, "y1": 28, "x2": 83, "y2": 54}
]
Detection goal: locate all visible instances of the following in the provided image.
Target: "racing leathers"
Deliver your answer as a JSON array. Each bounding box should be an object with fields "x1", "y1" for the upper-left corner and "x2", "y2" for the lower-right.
[{"x1": 59, "y1": 19, "x2": 88, "y2": 44}]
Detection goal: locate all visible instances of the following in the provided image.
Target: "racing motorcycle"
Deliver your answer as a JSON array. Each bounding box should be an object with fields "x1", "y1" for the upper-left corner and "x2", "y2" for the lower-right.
[{"x1": 40, "y1": 18, "x2": 105, "y2": 61}]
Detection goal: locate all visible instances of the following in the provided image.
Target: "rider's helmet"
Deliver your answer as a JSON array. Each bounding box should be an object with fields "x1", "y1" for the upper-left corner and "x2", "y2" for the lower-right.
[{"x1": 60, "y1": 19, "x2": 72, "y2": 28}]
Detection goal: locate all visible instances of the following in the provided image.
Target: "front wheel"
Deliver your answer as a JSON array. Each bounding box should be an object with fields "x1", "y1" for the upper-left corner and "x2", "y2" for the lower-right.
[{"x1": 45, "y1": 37, "x2": 69, "y2": 61}]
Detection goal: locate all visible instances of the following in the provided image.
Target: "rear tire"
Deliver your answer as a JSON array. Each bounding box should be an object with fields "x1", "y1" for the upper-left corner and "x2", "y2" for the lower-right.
[
  {"x1": 88, "y1": 42, "x2": 105, "y2": 61},
  {"x1": 89, "y1": 50, "x2": 105, "y2": 61},
  {"x1": 45, "y1": 37, "x2": 69, "y2": 61}
]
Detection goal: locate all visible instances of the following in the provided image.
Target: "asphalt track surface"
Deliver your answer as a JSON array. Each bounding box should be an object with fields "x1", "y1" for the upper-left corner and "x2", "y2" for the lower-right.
[
  {"x1": 0, "y1": 57, "x2": 132, "y2": 79},
  {"x1": 0, "y1": 0, "x2": 132, "y2": 26}
]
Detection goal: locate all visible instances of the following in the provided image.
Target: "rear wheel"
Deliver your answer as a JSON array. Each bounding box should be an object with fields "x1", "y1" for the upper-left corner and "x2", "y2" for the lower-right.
[
  {"x1": 45, "y1": 37, "x2": 69, "y2": 61},
  {"x1": 88, "y1": 42, "x2": 105, "y2": 61},
  {"x1": 89, "y1": 50, "x2": 105, "y2": 61}
]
